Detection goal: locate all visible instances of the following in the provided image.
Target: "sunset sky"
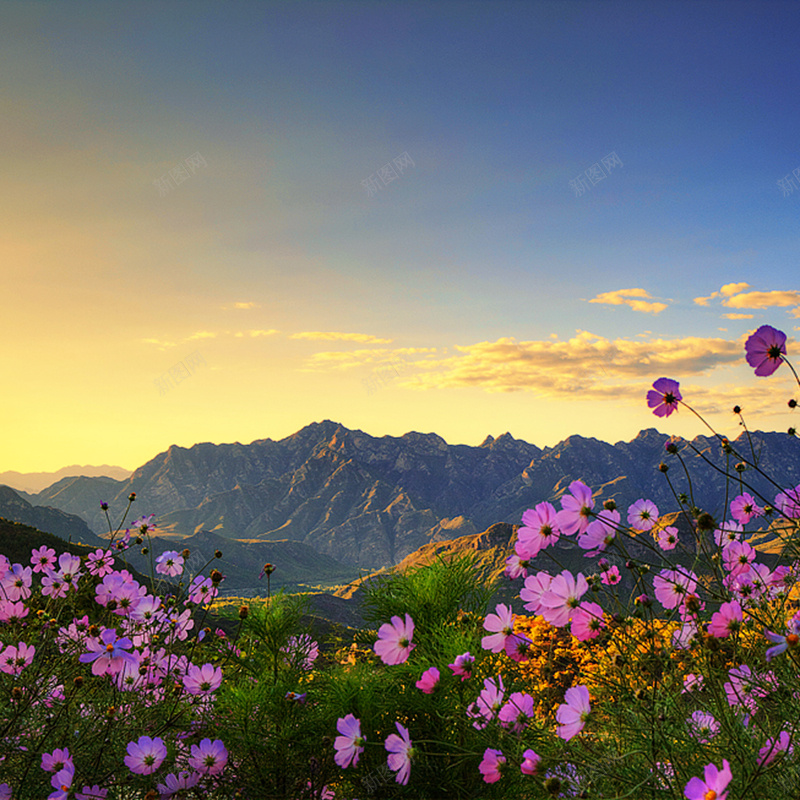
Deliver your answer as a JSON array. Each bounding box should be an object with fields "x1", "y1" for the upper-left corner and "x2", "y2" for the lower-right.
[{"x1": 4, "y1": 0, "x2": 800, "y2": 474}]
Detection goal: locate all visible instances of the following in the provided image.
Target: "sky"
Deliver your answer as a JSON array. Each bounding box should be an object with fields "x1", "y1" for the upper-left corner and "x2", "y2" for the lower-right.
[{"x1": 3, "y1": 0, "x2": 800, "y2": 473}]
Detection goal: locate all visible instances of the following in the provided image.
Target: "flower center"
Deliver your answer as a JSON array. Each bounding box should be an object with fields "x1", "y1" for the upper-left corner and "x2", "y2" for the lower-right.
[
  {"x1": 767, "y1": 345, "x2": 783, "y2": 359},
  {"x1": 704, "y1": 791, "x2": 717, "y2": 800},
  {"x1": 787, "y1": 634, "x2": 799, "y2": 646},
  {"x1": 664, "y1": 392, "x2": 675, "y2": 404}
]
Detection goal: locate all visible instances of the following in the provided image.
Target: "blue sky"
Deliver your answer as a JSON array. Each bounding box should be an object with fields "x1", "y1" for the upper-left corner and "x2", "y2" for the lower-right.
[{"x1": 3, "y1": 0, "x2": 800, "y2": 472}]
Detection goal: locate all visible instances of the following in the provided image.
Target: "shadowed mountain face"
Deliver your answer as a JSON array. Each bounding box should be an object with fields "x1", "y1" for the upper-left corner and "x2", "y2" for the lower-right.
[{"x1": 20, "y1": 422, "x2": 800, "y2": 571}]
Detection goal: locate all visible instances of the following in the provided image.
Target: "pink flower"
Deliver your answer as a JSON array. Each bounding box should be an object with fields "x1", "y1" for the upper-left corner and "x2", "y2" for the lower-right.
[
  {"x1": 687, "y1": 710, "x2": 719, "y2": 743},
  {"x1": 78, "y1": 628, "x2": 136, "y2": 676},
  {"x1": 385, "y1": 722, "x2": 414, "y2": 785},
  {"x1": 600, "y1": 565, "x2": 621, "y2": 585},
  {"x1": 504, "y1": 553, "x2": 529, "y2": 579},
  {"x1": 653, "y1": 568, "x2": 698, "y2": 610},
  {"x1": 647, "y1": 377, "x2": 681, "y2": 417},
  {"x1": 520, "y1": 571, "x2": 553, "y2": 613},
  {"x1": 481, "y1": 604, "x2": 516, "y2": 653},
  {"x1": 745, "y1": 324, "x2": 786, "y2": 377},
  {"x1": 0, "y1": 642, "x2": 35, "y2": 675},
  {"x1": 539, "y1": 570, "x2": 589, "y2": 627},
  {"x1": 75, "y1": 785, "x2": 108, "y2": 799},
  {"x1": 682, "y1": 673, "x2": 704, "y2": 693},
  {"x1": 708, "y1": 601, "x2": 742, "y2": 638},
  {"x1": 478, "y1": 748, "x2": 505, "y2": 783},
  {"x1": 656, "y1": 526, "x2": 679, "y2": 550},
  {"x1": 775, "y1": 484, "x2": 800, "y2": 518},
  {"x1": 448, "y1": 652, "x2": 474, "y2": 680},
  {"x1": 520, "y1": 748, "x2": 541, "y2": 776},
  {"x1": 627, "y1": 499, "x2": 658, "y2": 531},
  {"x1": 758, "y1": 730, "x2": 793, "y2": 766},
  {"x1": 156, "y1": 772, "x2": 201, "y2": 797},
  {"x1": 86, "y1": 549, "x2": 114, "y2": 578},
  {"x1": 684, "y1": 759, "x2": 732, "y2": 800},
  {"x1": 764, "y1": 620, "x2": 800, "y2": 661},
  {"x1": 282, "y1": 634, "x2": 319, "y2": 670},
  {"x1": 374, "y1": 614, "x2": 415, "y2": 665},
  {"x1": 577, "y1": 509, "x2": 619, "y2": 556},
  {"x1": 498, "y1": 691, "x2": 533, "y2": 732},
  {"x1": 0, "y1": 564, "x2": 32, "y2": 601},
  {"x1": 730, "y1": 493, "x2": 763, "y2": 525},
  {"x1": 570, "y1": 601, "x2": 606, "y2": 641},
  {"x1": 334, "y1": 714, "x2": 365, "y2": 768},
  {"x1": 124, "y1": 736, "x2": 167, "y2": 775},
  {"x1": 556, "y1": 685, "x2": 591, "y2": 740},
  {"x1": 415, "y1": 666, "x2": 440, "y2": 694},
  {"x1": 0, "y1": 601, "x2": 29, "y2": 623},
  {"x1": 557, "y1": 481, "x2": 594, "y2": 536},
  {"x1": 187, "y1": 738, "x2": 227, "y2": 775},
  {"x1": 182, "y1": 663, "x2": 223, "y2": 695},
  {"x1": 467, "y1": 675, "x2": 505, "y2": 729},
  {"x1": 42, "y1": 749, "x2": 72, "y2": 773},
  {"x1": 517, "y1": 502, "x2": 561, "y2": 557},
  {"x1": 155, "y1": 550, "x2": 184, "y2": 577},
  {"x1": 722, "y1": 541, "x2": 756, "y2": 577},
  {"x1": 714, "y1": 521, "x2": 743, "y2": 548},
  {"x1": 504, "y1": 631, "x2": 533, "y2": 662},
  {"x1": 31, "y1": 546, "x2": 56, "y2": 574},
  {"x1": 188, "y1": 575, "x2": 218, "y2": 605}
]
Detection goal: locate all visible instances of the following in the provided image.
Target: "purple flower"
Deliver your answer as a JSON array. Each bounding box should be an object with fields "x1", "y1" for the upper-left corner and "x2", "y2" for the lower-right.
[
  {"x1": 374, "y1": 614, "x2": 415, "y2": 665},
  {"x1": 334, "y1": 714, "x2": 365, "y2": 768},
  {"x1": 124, "y1": 736, "x2": 167, "y2": 775},
  {"x1": 187, "y1": 738, "x2": 228, "y2": 775},
  {"x1": 684, "y1": 759, "x2": 732, "y2": 800},
  {"x1": 745, "y1": 324, "x2": 787, "y2": 377},
  {"x1": 78, "y1": 628, "x2": 137, "y2": 676},
  {"x1": 385, "y1": 722, "x2": 414, "y2": 785},
  {"x1": 415, "y1": 666, "x2": 440, "y2": 694},
  {"x1": 647, "y1": 377, "x2": 682, "y2": 417}
]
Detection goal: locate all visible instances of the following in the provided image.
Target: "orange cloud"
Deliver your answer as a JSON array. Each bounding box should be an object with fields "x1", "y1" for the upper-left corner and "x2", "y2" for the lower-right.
[
  {"x1": 588, "y1": 288, "x2": 667, "y2": 314},
  {"x1": 291, "y1": 331, "x2": 393, "y2": 344}
]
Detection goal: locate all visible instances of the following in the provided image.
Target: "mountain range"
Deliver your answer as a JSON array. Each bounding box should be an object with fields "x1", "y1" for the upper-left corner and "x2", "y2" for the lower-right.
[{"x1": 2, "y1": 421, "x2": 799, "y2": 585}]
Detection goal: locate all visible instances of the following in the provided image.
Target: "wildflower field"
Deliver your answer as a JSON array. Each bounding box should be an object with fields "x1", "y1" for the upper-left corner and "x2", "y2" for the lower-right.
[{"x1": 2, "y1": 324, "x2": 800, "y2": 799}]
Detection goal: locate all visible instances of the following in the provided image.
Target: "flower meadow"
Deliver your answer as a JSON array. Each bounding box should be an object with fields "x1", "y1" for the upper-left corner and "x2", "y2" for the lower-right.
[{"x1": 2, "y1": 324, "x2": 800, "y2": 798}]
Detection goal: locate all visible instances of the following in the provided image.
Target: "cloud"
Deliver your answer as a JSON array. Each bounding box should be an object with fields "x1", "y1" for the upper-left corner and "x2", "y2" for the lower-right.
[
  {"x1": 300, "y1": 347, "x2": 433, "y2": 372},
  {"x1": 722, "y1": 313, "x2": 754, "y2": 320},
  {"x1": 232, "y1": 301, "x2": 259, "y2": 309},
  {"x1": 291, "y1": 331, "x2": 393, "y2": 344},
  {"x1": 407, "y1": 332, "x2": 741, "y2": 396},
  {"x1": 720, "y1": 282, "x2": 750, "y2": 296},
  {"x1": 588, "y1": 288, "x2": 667, "y2": 314},
  {"x1": 723, "y1": 290, "x2": 800, "y2": 309},
  {"x1": 186, "y1": 331, "x2": 217, "y2": 341},
  {"x1": 247, "y1": 329, "x2": 279, "y2": 338},
  {"x1": 694, "y1": 292, "x2": 719, "y2": 306}
]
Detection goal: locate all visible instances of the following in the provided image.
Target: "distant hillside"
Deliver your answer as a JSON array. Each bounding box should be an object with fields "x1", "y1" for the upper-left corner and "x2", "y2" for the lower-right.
[
  {"x1": 0, "y1": 465, "x2": 131, "y2": 494},
  {"x1": 20, "y1": 422, "x2": 800, "y2": 575},
  {"x1": 0, "y1": 486, "x2": 106, "y2": 547}
]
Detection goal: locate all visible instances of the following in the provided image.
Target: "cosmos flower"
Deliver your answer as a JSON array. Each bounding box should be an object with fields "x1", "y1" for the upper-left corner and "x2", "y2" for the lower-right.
[
  {"x1": 708, "y1": 601, "x2": 743, "y2": 638},
  {"x1": 156, "y1": 772, "x2": 200, "y2": 798},
  {"x1": 758, "y1": 731, "x2": 793, "y2": 766},
  {"x1": 557, "y1": 481, "x2": 595, "y2": 536},
  {"x1": 30, "y1": 546, "x2": 56, "y2": 574},
  {"x1": 478, "y1": 748, "x2": 505, "y2": 784},
  {"x1": 415, "y1": 666, "x2": 440, "y2": 694},
  {"x1": 520, "y1": 571, "x2": 553, "y2": 614},
  {"x1": 448, "y1": 652, "x2": 474, "y2": 680},
  {"x1": 577, "y1": 509, "x2": 620, "y2": 556},
  {"x1": 520, "y1": 749, "x2": 541, "y2": 776},
  {"x1": 539, "y1": 570, "x2": 589, "y2": 627},
  {"x1": 647, "y1": 377, "x2": 681, "y2": 417},
  {"x1": 683, "y1": 759, "x2": 732, "y2": 800},
  {"x1": 385, "y1": 722, "x2": 414, "y2": 785},
  {"x1": 687, "y1": 711, "x2": 719, "y2": 743},
  {"x1": 481, "y1": 604, "x2": 516, "y2": 653},
  {"x1": 730, "y1": 493, "x2": 764, "y2": 525},
  {"x1": 498, "y1": 691, "x2": 534, "y2": 733},
  {"x1": 627, "y1": 499, "x2": 659, "y2": 531},
  {"x1": 556, "y1": 685, "x2": 591, "y2": 740},
  {"x1": 155, "y1": 551, "x2": 185, "y2": 577},
  {"x1": 374, "y1": 614, "x2": 415, "y2": 665},
  {"x1": 124, "y1": 736, "x2": 167, "y2": 775},
  {"x1": 570, "y1": 601, "x2": 606, "y2": 641},
  {"x1": 656, "y1": 526, "x2": 679, "y2": 550},
  {"x1": 334, "y1": 714, "x2": 365, "y2": 769},
  {"x1": 187, "y1": 739, "x2": 228, "y2": 776},
  {"x1": 182, "y1": 663, "x2": 223, "y2": 695},
  {"x1": 467, "y1": 675, "x2": 505, "y2": 729},
  {"x1": 517, "y1": 502, "x2": 561, "y2": 557},
  {"x1": 745, "y1": 324, "x2": 786, "y2": 377}
]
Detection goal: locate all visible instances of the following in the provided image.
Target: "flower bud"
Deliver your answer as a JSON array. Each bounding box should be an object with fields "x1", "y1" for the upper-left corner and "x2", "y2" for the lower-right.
[
  {"x1": 182, "y1": 549, "x2": 191, "y2": 558},
  {"x1": 696, "y1": 512, "x2": 716, "y2": 531},
  {"x1": 732, "y1": 405, "x2": 742, "y2": 414},
  {"x1": 73, "y1": 676, "x2": 84, "y2": 688},
  {"x1": 100, "y1": 501, "x2": 109, "y2": 510},
  {"x1": 239, "y1": 604, "x2": 249, "y2": 619},
  {"x1": 215, "y1": 550, "x2": 223, "y2": 558},
  {"x1": 790, "y1": 428, "x2": 797, "y2": 437},
  {"x1": 11, "y1": 687, "x2": 22, "y2": 700},
  {"x1": 789, "y1": 399, "x2": 797, "y2": 409},
  {"x1": 128, "y1": 493, "x2": 136, "y2": 502},
  {"x1": 210, "y1": 569, "x2": 223, "y2": 584},
  {"x1": 658, "y1": 462, "x2": 668, "y2": 473},
  {"x1": 603, "y1": 498, "x2": 617, "y2": 512},
  {"x1": 734, "y1": 462, "x2": 746, "y2": 473},
  {"x1": 665, "y1": 441, "x2": 678, "y2": 454}
]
